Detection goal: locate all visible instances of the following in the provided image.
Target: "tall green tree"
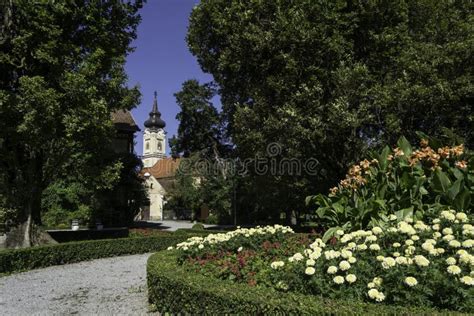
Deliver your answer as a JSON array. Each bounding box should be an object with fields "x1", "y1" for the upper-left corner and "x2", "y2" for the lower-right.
[
  {"x1": 0, "y1": 0, "x2": 144, "y2": 246},
  {"x1": 170, "y1": 79, "x2": 224, "y2": 157},
  {"x1": 169, "y1": 79, "x2": 235, "y2": 223},
  {"x1": 187, "y1": 0, "x2": 474, "y2": 222}
]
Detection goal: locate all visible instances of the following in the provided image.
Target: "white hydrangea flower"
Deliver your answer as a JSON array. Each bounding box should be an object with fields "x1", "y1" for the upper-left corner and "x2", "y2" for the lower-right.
[
  {"x1": 392, "y1": 242, "x2": 401, "y2": 248},
  {"x1": 292, "y1": 253, "x2": 304, "y2": 261},
  {"x1": 442, "y1": 227, "x2": 453, "y2": 235},
  {"x1": 456, "y1": 212, "x2": 468, "y2": 222},
  {"x1": 387, "y1": 227, "x2": 398, "y2": 233},
  {"x1": 341, "y1": 249, "x2": 353, "y2": 259},
  {"x1": 447, "y1": 265, "x2": 462, "y2": 275},
  {"x1": 372, "y1": 227, "x2": 383, "y2": 235},
  {"x1": 462, "y1": 239, "x2": 473, "y2": 248},
  {"x1": 446, "y1": 257, "x2": 457, "y2": 265},
  {"x1": 382, "y1": 257, "x2": 396, "y2": 269},
  {"x1": 405, "y1": 276, "x2": 418, "y2": 287},
  {"x1": 376, "y1": 255, "x2": 385, "y2": 262},
  {"x1": 411, "y1": 235, "x2": 420, "y2": 241},
  {"x1": 336, "y1": 229, "x2": 345, "y2": 236},
  {"x1": 327, "y1": 266, "x2": 338, "y2": 274},
  {"x1": 414, "y1": 255, "x2": 430, "y2": 267},
  {"x1": 395, "y1": 256, "x2": 409, "y2": 265},
  {"x1": 346, "y1": 274, "x2": 357, "y2": 283},
  {"x1": 357, "y1": 244, "x2": 368, "y2": 251},
  {"x1": 306, "y1": 259, "x2": 316, "y2": 266},
  {"x1": 433, "y1": 232, "x2": 442, "y2": 239},
  {"x1": 440, "y1": 210, "x2": 456, "y2": 222},
  {"x1": 324, "y1": 250, "x2": 341, "y2": 260},
  {"x1": 368, "y1": 289, "x2": 385, "y2": 302},
  {"x1": 369, "y1": 244, "x2": 381, "y2": 251},
  {"x1": 373, "y1": 277, "x2": 383, "y2": 286},
  {"x1": 348, "y1": 257, "x2": 357, "y2": 264},
  {"x1": 442, "y1": 234, "x2": 455, "y2": 242},
  {"x1": 432, "y1": 224, "x2": 440, "y2": 231},
  {"x1": 449, "y1": 240, "x2": 461, "y2": 248},
  {"x1": 389, "y1": 214, "x2": 398, "y2": 221},
  {"x1": 432, "y1": 218, "x2": 441, "y2": 224},
  {"x1": 460, "y1": 276, "x2": 474, "y2": 286},
  {"x1": 305, "y1": 267, "x2": 316, "y2": 275},
  {"x1": 339, "y1": 260, "x2": 351, "y2": 271},
  {"x1": 405, "y1": 239, "x2": 414, "y2": 246},
  {"x1": 367, "y1": 282, "x2": 376, "y2": 288},
  {"x1": 366, "y1": 235, "x2": 378, "y2": 242},
  {"x1": 270, "y1": 261, "x2": 285, "y2": 269},
  {"x1": 333, "y1": 275, "x2": 345, "y2": 284},
  {"x1": 167, "y1": 246, "x2": 174, "y2": 250},
  {"x1": 393, "y1": 252, "x2": 400, "y2": 257}
]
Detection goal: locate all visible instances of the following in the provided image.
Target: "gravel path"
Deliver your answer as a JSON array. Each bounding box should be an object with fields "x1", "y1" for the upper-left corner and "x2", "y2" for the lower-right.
[{"x1": 0, "y1": 253, "x2": 154, "y2": 315}]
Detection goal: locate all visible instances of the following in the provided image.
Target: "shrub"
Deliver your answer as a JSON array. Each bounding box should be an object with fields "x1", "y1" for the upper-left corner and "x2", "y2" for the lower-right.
[
  {"x1": 0, "y1": 234, "x2": 192, "y2": 275},
  {"x1": 307, "y1": 136, "x2": 473, "y2": 239},
  {"x1": 147, "y1": 250, "x2": 446, "y2": 315},
  {"x1": 191, "y1": 223, "x2": 205, "y2": 230},
  {"x1": 173, "y1": 215, "x2": 474, "y2": 312}
]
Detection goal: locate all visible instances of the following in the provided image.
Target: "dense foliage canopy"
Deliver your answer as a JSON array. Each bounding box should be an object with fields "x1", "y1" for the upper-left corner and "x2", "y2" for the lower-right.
[
  {"x1": 0, "y1": 0, "x2": 145, "y2": 243},
  {"x1": 185, "y1": 0, "x2": 474, "y2": 223}
]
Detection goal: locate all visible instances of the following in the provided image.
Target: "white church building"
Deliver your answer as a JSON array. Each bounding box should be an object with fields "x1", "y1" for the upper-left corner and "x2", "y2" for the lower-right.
[{"x1": 140, "y1": 92, "x2": 180, "y2": 221}]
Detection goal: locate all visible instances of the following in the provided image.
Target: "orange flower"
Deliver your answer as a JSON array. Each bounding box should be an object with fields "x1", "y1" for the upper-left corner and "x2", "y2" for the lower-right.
[
  {"x1": 329, "y1": 187, "x2": 339, "y2": 195},
  {"x1": 455, "y1": 160, "x2": 468, "y2": 169},
  {"x1": 393, "y1": 147, "x2": 404, "y2": 157},
  {"x1": 451, "y1": 144, "x2": 464, "y2": 157}
]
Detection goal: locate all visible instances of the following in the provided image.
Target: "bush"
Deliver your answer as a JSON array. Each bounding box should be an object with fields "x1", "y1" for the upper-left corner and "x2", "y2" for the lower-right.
[
  {"x1": 147, "y1": 250, "x2": 446, "y2": 315},
  {"x1": 0, "y1": 234, "x2": 193, "y2": 275},
  {"x1": 191, "y1": 223, "x2": 205, "y2": 230},
  {"x1": 173, "y1": 217, "x2": 474, "y2": 312},
  {"x1": 307, "y1": 136, "x2": 473, "y2": 239}
]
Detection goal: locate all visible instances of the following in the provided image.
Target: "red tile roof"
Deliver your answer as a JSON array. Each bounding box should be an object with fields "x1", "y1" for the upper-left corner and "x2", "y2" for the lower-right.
[{"x1": 143, "y1": 157, "x2": 181, "y2": 179}]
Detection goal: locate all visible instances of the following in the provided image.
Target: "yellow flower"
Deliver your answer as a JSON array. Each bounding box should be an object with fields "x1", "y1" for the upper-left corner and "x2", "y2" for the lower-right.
[{"x1": 405, "y1": 277, "x2": 418, "y2": 287}]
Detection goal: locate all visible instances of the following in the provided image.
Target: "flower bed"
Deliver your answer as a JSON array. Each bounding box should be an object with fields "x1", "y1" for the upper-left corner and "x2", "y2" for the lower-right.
[
  {"x1": 169, "y1": 214, "x2": 474, "y2": 312},
  {"x1": 147, "y1": 251, "x2": 449, "y2": 314}
]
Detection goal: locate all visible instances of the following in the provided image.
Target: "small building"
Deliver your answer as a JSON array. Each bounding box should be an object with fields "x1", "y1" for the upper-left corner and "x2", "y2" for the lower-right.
[{"x1": 111, "y1": 109, "x2": 140, "y2": 154}]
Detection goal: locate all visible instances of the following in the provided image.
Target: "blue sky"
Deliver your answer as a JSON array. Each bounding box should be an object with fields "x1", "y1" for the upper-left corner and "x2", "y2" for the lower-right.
[{"x1": 125, "y1": 0, "x2": 213, "y2": 155}]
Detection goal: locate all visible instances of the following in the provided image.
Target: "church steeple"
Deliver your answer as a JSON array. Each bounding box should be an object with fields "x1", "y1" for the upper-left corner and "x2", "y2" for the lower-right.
[
  {"x1": 142, "y1": 92, "x2": 166, "y2": 168},
  {"x1": 144, "y1": 91, "x2": 166, "y2": 129}
]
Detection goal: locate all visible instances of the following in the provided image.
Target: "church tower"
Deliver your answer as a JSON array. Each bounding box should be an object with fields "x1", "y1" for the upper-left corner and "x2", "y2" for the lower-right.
[{"x1": 142, "y1": 92, "x2": 166, "y2": 168}]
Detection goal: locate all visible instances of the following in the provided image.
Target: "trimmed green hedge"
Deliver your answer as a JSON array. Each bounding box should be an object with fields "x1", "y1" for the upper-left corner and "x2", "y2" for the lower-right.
[
  {"x1": 147, "y1": 251, "x2": 462, "y2": 315},
  {"x1": 0, "y1": 235, "x2": 190, "y2": 275}
]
